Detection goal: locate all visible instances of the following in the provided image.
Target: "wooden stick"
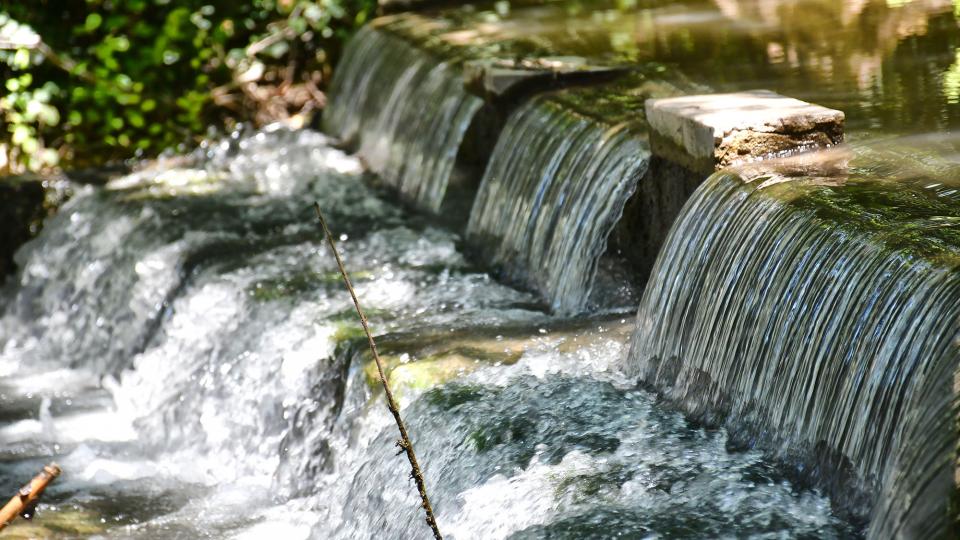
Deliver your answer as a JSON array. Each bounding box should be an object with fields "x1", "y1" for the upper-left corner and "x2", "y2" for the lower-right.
[
  {"x1": 0, "y1": 463, "x2": 61, "y2": 531},
  {"x1": 313, "y1": 203, "x2": 443, "y2": 540}
]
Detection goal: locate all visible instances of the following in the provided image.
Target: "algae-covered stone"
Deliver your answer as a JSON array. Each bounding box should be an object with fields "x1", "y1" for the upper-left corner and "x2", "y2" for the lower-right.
[
  {"x1": 1, "y1": 507, "x2": 106, "y2": 538},
  {"x1": 381, "y1": 353, "x2": 481, "y2": 403},
  {"x1": 356, "y1": 317, "x2": 634, "y2": 403}
]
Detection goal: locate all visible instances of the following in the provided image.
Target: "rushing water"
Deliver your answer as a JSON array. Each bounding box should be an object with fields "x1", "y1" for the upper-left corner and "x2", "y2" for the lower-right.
[
  {"x1": 323, "y1": 23, "x2": 484, "y2": 213},
  {"x1": 0, "y1": 128, "x2": 855, "y2": 538},
  {"x1": 2, "y1": 0, "x2": 958, "y2": 536},
  {"x1": 466, "y1": 95, "x2": 648, "y2": 315},
  {"x1": 626, "y1": 146, "x2": 960, "y2": 537}
]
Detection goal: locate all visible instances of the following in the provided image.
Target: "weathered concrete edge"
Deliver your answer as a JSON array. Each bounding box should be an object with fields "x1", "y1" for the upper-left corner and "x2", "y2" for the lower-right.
[
  {"x1": 645, "y1": 90, "x2": 845, "y2": 175},
  {"x1": 462, "y1": 58, "x2": 630, "y2": 103}
]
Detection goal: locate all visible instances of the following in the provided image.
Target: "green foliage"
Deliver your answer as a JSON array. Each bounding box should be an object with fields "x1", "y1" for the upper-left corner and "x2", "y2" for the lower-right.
[
  {"x1": 0, "y1": 0, "x2": 377, "y2": 173},
  {"x1": 0, "y1": 14, "x2": 60, "y2": 171}
]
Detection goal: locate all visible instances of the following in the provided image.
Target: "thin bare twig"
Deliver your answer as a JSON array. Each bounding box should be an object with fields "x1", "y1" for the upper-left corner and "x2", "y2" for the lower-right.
[
  {"x1": 0, "y1": 38, "x2": 96, "y2": 83},
  {"x1": 313, "y1": 203, "x2": 443, "y2": 540}
]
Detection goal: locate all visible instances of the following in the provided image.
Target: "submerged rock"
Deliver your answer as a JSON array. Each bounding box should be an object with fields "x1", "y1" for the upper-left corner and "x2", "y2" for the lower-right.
[{"x1": 353, "y1": 317, "x2": 633, "y2": 403}]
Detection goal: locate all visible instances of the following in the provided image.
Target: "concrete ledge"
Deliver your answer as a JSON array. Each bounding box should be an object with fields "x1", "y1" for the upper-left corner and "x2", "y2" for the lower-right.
[
  {"x1": 463, "y1": 57, "x2": 626, "y2": 102},
  {"x1": 646, "y1": 90, "x2": 844, "y2": 174}
]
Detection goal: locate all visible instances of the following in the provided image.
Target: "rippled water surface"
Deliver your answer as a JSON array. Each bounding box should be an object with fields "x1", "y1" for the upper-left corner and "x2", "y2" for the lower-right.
[{"x1": 384, "y1": 0, "x2": 960, "y2": 137}]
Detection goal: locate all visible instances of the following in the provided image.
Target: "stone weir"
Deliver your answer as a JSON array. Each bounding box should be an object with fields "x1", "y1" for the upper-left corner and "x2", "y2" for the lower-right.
[
  {"x1": 610, "y1": 90, "x2": 845, "y2": 286},
  {"x1": 326, "y1": 11, "x2": 844, "y2": 314},
  {"x1": 323, "y1": 14, "x2": 626, "y2": 220},
  {"x1": 464, "y1": 76, "x2": 842, "y2": 315},
  {"x1": 325, "y1": 3, "x2": 960, "y2": 535},
  {"x1": 626, "y1": 140, "x2": 960, "y2": 537},
  {"x1": 322, "y1": 17, "x2": 486, "y2": 215},
  {"x1": 464, "y1": 81, "x2": 653, "y2": 314},
  {"x1": 327, "y1": 4, "x2": 960, "y2": 536}
]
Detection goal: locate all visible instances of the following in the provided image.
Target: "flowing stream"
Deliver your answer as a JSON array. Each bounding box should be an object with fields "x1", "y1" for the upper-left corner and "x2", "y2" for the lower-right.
[
  {"x1": 626, "y1": 153, "x2": 960, "y2": 537},
  {"x1": 466, "y1": 95, "x2": 648, "y2": 315},
  {"x1": 324, "y1": 23, "x2": 484, "y2": 213},
  {"x1": 3, "y1": 0, "x2": 959, "y2": 536},
  {"x1": 0, "y1": 128, "x2": 854, "y2": 538}
]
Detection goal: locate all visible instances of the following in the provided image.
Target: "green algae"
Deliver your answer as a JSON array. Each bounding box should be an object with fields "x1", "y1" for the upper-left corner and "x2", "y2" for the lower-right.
[
  {"x1": 542, "y1": 67, "x2": 700, "y2": 128},
  {"x1": 1, "y1": 507, "x2": 107, "y2": 539},
  {"x1": 331, "y1": 319, "x2": 367, "y2": 344},
  {"x1": 752, "y1": 170, "x2": 960, "y2": 269},
  {"x1": 794, "y1": 182, "x2": 960, "y2": 267},
  {"x1": 248, "y1": 270, "x2": 373, "y2": 302},
  {"x1": 353, "y1": 317, "x2": 633, "y2": 401}
]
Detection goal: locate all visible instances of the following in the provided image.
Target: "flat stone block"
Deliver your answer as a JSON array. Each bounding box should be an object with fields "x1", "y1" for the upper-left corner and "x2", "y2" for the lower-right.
[
  {"x1": 646, "y1": 90, "x2": 844, "y2": 173},
  {"x1": 464, "y1": 57, "x2": 624, "y2": 100}
]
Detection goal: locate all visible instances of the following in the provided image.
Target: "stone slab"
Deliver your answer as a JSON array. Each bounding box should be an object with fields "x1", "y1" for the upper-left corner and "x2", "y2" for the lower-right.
[
  {"x1": 463, "y1": 57, "x2": 625, "y2": 100},
  {"x1": 645, "y1": 90, "x2": 844, "y2": 173}
]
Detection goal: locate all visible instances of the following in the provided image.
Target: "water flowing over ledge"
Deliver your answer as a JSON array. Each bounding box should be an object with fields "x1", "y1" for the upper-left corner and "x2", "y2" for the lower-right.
[
  {"x1": 323, "y1": 23, "x2": 484, "y2": 213},
  {"x1": 467, "y1": 95, "x2": 649, "y2": 315},
  {"x1": 625, "y1": 146, "x2": 960, "y2": 536},
  {"x1": 3, "y1": 0, "x2": 959, "y2": 535},
  {"x1": 0, "y1": 127, "x2": 854, "y2": 538}
]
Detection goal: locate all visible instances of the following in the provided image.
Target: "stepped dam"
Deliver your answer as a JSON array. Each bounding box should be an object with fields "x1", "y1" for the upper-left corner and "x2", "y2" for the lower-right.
[{"x1": 0, "y1": 0, "x2": 958, "y2": 538}]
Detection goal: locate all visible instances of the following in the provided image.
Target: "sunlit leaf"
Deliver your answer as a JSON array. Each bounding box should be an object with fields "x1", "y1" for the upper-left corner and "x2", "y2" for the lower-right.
[{"x1": 84, "y1": 13, "x2": 102, "y2": 32}]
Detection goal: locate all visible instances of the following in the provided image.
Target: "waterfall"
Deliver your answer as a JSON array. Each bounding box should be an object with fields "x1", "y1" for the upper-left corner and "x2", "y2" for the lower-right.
[
  {"x1": 625, "y1": 158, "x2": 960, "y2": 536},
  {"x1": 0, "y1": 128, "x2": 366, "y2": 376},
  {"x1": 466, "y1": 95, "x2": 649, "y2": 315},
  {"x1": 324, "y1": 22, "x2": 484, "y2": 213},
  {"x1": 0, "y1": 125, "x2": 853, "y2": 538},
  {"x1": 285, "y1": 320, "x2": 852, "y2": 539}
]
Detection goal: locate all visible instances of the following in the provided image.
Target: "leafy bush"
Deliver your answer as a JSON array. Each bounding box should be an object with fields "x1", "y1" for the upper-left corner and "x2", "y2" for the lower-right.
[{"x1": 0, "y1": 0, "x2": 377, "y2": 173}]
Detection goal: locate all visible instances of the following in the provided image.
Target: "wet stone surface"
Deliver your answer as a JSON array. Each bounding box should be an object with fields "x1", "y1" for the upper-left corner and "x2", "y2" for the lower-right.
[{"x1": 646, "y1": 90, "x2": 845, "y2": 173}]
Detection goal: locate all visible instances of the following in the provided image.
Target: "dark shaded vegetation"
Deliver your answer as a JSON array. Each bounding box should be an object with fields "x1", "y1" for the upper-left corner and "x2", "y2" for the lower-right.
[
  {"x1": 0, "y1": 175, "x2": 65, "y2": 276},
  {"x1": 0, "y1": 0, "x2": 378, "y2": 173}
]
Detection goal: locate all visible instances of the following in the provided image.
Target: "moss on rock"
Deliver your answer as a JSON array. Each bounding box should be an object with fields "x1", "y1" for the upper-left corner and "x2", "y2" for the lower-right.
[{"x1": 1, "y1": 507, "x2": 106, "y2": 538}]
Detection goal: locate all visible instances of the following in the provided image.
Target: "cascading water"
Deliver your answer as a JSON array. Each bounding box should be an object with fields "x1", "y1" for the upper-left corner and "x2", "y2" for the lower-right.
[
  {"x1": 302, "y1": 326, "x2": 854, "y2": 539},
  {"x1": 0, "y1": 126, "x2": 853, "y2": 538},
  {"x1": 625, "y1": 147, "x2": 960, "y2": 537},
  {"x1": 323, "y1": 21, "x2": 484, "y2": 213},
  {"x1": 3, "y1": 0, "x2": 959, "y2": 535},
  {"x1": 466, "y1": 94, "x2": 649, "y2": 315}
]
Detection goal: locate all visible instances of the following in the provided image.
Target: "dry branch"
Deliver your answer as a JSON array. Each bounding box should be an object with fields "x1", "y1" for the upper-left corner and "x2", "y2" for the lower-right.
[
  {"x1": 0, "y1": 463, "x2": 61, "y2": 531},
  {"x1": 313, "y1": 203, "x2": 443, "y2": 540}
]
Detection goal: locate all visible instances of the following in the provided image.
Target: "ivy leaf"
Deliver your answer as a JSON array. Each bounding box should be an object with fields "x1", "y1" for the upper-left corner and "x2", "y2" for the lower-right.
[{"x1": 84, "y1": 13, "x2": 102, "y2": 32}]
